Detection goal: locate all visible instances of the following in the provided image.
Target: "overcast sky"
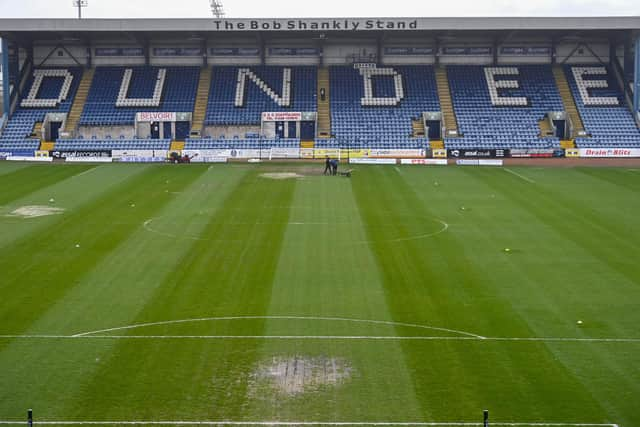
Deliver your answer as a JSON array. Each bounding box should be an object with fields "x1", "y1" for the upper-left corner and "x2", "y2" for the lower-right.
[{"x1": 0, "y1": 0, "x2": 639, "y2": 18}]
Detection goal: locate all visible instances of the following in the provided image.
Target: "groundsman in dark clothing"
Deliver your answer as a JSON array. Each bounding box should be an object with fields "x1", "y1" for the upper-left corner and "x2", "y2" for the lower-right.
[{"x1": 324, "y1": 156, "x2": 332, "y2": 175}]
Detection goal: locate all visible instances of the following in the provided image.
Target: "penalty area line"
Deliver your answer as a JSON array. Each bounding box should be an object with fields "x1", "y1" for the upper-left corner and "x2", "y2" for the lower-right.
[{"x1": 0, "y1": 421, "x2": 621, "y2": 426}]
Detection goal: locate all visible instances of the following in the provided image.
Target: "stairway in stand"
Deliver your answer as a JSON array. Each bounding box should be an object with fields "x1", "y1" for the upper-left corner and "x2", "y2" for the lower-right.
[
  {"x1": 552, "y1": 66, "x2": 585, "y2": 140},
  {"x1": 412, "y1": 118, "x2": 425, "y2": 137},
  {"x1": 170, "y1": 141, "x2": 185, "y2": 151},
  {"x1": 538, "y1": 117, "x2": 554, "y2": 138},
  {"x1": 300, "y1": 141, "x2": 314, "y2": 149},
  {"x1": 316, "y1": 67, "x2": 331, "y2": 139},
  {"x1": 435, "y1": 67, "x2": 459, "y2": 138},
  {"x1": 191, "y1": 67, "x2": 212, "y2": 136},
  {"x1": 39, "y1": 141, "x2": 55, "y2": 151},
  {"x1": 64, "y1": 68, "x2": 95, "y2": 136},
  {"x1": 430, "y1": 140, "x2": 444, "y2": 150},
  {"x1": 32, "y1": 122, "x2": 43, "y2": 140}
]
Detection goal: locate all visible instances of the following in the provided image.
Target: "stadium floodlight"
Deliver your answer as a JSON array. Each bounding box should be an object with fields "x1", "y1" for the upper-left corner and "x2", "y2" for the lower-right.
[
  {"x1": 210, "y1": 0, "x2": 226, "y2": 18},
  {"x1": 72, "y1": 0, "x2": 88, "y2": 19}
]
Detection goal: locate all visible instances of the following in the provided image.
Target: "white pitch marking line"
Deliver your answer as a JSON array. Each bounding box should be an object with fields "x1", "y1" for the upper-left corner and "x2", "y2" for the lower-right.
[
  {"x1": 73, "y1": 166, "x2": 99, "y2": 178},
  {"x1": 143, "y1": 220, "x2": 340, "y2": 240},
  {"x1": 1, "y1": 335, "x2": 639, "y2": 344},
  {"x1": 0, "y1": 421, "x2": 620, "y2": 426},
  {"x1": 144, "y1": 217, "x2": 449, "y2": 244},
  {"x1": 387, "y1": 220, "x2": 448, "y2": 243},
  {"x1": 394, "y1": 166, "x2": 402, "y2": 173},
  {"x1": 71, "y1": 315, "x2": 485, "y2": 339},
  {"x1": 143, "y1": 219, "x2": 206, "y2": 241},
  {"x1": 504, "y1": 168, "x2": 536, "y2": 184}
]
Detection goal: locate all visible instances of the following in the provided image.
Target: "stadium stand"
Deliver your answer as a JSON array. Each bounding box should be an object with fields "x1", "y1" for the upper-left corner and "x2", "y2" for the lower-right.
[
  {"x1": 80, "y1": 66, "x2": 200, "y2": 126},
  {"x1": 205, "y1": 66, "x2": 316, "y2": 126},
  {"x1": 184, "y1": 138, "x2": 300, "y2": 149},
  {"x1": 0, "y1": 67, "x2": 82, "y2": 152},
  {"x1": 55, "y1": 139, "x2": 171, "y2": 151},
  {"x1": 1, "y1": 63, "x2": 638, "y2": 154},
  {"x1": 326, "y1": 65, "x2": 436, "y2": 148},
  {"x1": 565, "y1": 65, "x2": 640, "y2": 148},
  {"x1": 445, "y1": 65, "x2": 564, "y2": 149}
]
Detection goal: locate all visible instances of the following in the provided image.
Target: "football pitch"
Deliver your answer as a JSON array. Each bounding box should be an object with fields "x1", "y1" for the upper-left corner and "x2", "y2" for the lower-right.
[{"x1": 0, "y1": 162, "x2": 639, "y2": 427}]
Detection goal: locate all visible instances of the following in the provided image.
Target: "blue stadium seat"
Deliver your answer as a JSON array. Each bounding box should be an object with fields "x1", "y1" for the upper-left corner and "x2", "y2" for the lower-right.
[
  {"x1": 0, "y1": 67, "x2": 82, "y2": 152},
  {"x1": 54, "y1": 139, "x2": 171, "y2": 151},
  {"x1": 329, "y1": 65, "x2": 436, "y2": 148},
  {"x1": 565, "y1": 65, "x2": 640, "y2": 148},
  {"x1": 4, "y1": 63, "x2": 638, "y2": 152},
  {"x1": 445, "y1": 65, "x2": 563, "y2": 149},
  {"x1": 185, "y1": 138, "x2": 300, "y2": 150},
  {"x1": 205, "y1": 66, "x2": 316, "y2": 126},
  {"x1": 80, "y1": 66, "x2": 200, "y2": 126}
]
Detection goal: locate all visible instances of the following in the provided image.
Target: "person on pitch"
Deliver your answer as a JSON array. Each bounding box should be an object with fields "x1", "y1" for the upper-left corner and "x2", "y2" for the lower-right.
[{"x1": 324, "y1": 156, "x2": 332, "y2": 175}]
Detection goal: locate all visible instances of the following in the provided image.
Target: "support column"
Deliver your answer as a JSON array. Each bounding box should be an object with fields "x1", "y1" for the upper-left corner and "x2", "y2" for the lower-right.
[
  {"x1": 201, "y1": 40, "x2": 207, "y2": 67},
  {"x1": 258, "y1": 34, "x2": 265, "y2": 66},
  {"x1": 608, "y1": 39, "x2": 616, "y2": 66},
  {"x1": 2, "y1": 38, "x2": 11, "y2": 121},
  {"x1": 624, "y1": 37, "x2": 633, "y2": 76},
  {"x1": 634, "y1": 36, "x2": 640, "y2": 119},
  {"x1": 86, "y1": 43, "x2": 92, "y2": 68},
  {"x1": 26, "y1": 43, "x2": 34, "y2": 67},
  {"x1": 144, "y1": 40, "x2": 150, "y2": 66}
]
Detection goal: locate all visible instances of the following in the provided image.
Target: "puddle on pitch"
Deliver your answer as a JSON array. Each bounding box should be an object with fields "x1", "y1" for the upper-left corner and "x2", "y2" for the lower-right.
[
  {"x1": 5, "y1": 205, "x2": 65, "y2": 218},
  {"x1": 248, "y1": 355, "x2": 353, "y2": 396}
]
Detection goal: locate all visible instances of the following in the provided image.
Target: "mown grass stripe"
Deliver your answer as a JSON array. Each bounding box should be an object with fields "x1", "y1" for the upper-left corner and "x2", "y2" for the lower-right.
[
  {"x1": 61, "y1": 170, "x2": 297, "y2": 421},
  {"x1": 0, "y1": 162, "x2": 31, "y2": 177},
  {"x1": 245, "y1": 175, "x2": 428, "y2": 421},
  {"x1": 472, "y1": 167, "x2": 640, "y2": 287},
  {"x1": 352, "y1": 166, "x2": 607, "y2": 422},
  {"x1": 0, "y1": 166, "x2": 246, "y2": 420},
  {"x1": 0, "y1": 164, "x2": 95, "y2": 206},
  {"x1": 0, "y1": 164, "x2": 149, "y2": 251},
  {"x1": 0, "y1": 165, "x2": 208, "y2": 340},
  {"x1": 576, "y1": 167, "x2": 640, "y2": 193}
]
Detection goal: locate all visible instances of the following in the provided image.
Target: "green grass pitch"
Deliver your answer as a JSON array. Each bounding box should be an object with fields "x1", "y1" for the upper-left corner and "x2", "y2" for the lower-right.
[{"x1": 0, "y1": 162, "x2": 639, "y2": 427}]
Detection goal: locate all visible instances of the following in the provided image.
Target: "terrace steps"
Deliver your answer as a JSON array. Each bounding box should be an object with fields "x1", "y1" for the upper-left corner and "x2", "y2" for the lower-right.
[
  {"x1": 317, "y1": 67, "x2": 331, "y2": 138},
  {"x1": 552, "y1": 66, "x2": 585, "y2": 138},
  {"x1": 192, "y1": 67, "x2": 212, "y2": 134},
  {"x1": 65, "y1": 68, "x2": 95, "y2": 135},
  {"x1": 39, "y1": 141, "x2": 55, "y2": 151},
  {"x1": 170, "y1": 141, "x2": 185, "y2": 151},
  {"x1": 300, "y1": 140, "x2": 314, "y2": 148},
  {"x1": 538, "y1": 117, "x2": 554, "y2": 138},
  {"x1": 430, "y1": 140, "x2": 444, "y2": 150},
  {"x1": 435, "y1": 67, "x2": 459, "y2": 137},
  {"x1": 412, "y1": 118, "x2": 425, "y2": 137},
  {"x1": 560, "y1": 140, "x2": 576, "y2": 149},
  {"x1": 32, "y1": 122, "x2": 43, "y2": 140}
]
